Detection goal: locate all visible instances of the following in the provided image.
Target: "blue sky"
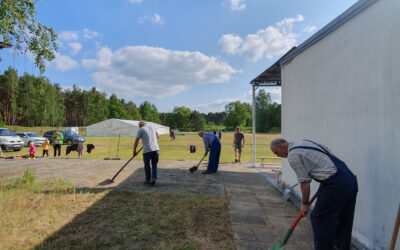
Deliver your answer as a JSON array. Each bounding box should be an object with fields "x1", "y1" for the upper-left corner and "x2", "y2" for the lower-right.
[{"x1": 1, "y1": 0, "x2": 357, "y2": 113}]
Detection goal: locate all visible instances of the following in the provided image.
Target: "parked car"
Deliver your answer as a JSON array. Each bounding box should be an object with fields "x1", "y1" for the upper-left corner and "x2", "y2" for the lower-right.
[
  {"x1": 0, "y1": 128, "x2": 24, "y2": 151},
  {"x1": 16, "y1": 132, "x2": 46, "y2": 146},
  {"x1": 43, "y1": 129, "x2": 85, "y2": 145}
]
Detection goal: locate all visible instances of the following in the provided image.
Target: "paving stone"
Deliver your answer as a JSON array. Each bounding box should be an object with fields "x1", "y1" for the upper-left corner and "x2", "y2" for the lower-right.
[
  {"x1": 229, "y1": 202, "x2": 265, "y2": 215},
  {"x1": 237, "y1": 239, "x2": 275, "y2": 250},
  {"x1": 230, "y1": 212, "x2": 268, "y2": 227}
]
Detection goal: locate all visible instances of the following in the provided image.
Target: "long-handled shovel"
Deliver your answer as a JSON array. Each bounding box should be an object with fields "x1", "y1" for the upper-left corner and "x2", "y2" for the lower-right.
[
  {"x1": 99, "y1": 147, "x2": 143, "y2": 186},
  {"x1": 189, "y1": 154, "x2": 207, "y2": 173},
  {"x1": 270, "y1": 192, "x2": 318, "y2": 250}
]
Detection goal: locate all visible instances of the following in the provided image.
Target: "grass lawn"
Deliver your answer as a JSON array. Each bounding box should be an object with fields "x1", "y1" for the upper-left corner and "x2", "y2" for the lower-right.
[
  {"x1": 0, "y1": 171, "x2": 235, "y2": 249},
  {"x1": 3, "y1": 127, "x2": 281, "y2": 163}
]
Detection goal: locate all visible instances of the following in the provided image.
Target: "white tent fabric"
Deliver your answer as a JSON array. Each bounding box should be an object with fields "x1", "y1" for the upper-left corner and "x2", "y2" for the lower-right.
[{"x1": 86, "y1": 119, "x2": 169, "y2": 136}]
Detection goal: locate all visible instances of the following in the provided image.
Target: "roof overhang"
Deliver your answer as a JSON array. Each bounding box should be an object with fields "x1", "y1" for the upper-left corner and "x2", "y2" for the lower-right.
[{"x1": 250, "y1": 47, "x2": 297, "y2": 86}]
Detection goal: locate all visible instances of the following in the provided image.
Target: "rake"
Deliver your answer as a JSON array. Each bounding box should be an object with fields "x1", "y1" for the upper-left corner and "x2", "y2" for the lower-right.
[
  {"x1": 270, "y1": 192, "x2": 318, "y2": 250},
  {"x1": 99, "y1": 147, "x2": 143, "y2": 186},
  {"x1": 189, "y1": 154, "x2": 207, "y2": 173}
]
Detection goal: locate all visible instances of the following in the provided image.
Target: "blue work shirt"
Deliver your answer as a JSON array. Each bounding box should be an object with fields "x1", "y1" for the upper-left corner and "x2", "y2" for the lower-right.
[{"x1": 203, "y1": 132, "x2": 216, "y2": 153}]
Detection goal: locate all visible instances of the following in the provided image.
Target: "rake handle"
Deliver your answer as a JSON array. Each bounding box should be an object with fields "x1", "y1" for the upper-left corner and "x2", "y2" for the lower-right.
[
  {"x1": 290, "y1": 192, "x2": 318, "y2": 230},
  {"x1": 281, "y1": 192, "x2": 317, "y2": 245},
  {"x1": 111, "y1": 147, "x2": 142, "y2": 181}
]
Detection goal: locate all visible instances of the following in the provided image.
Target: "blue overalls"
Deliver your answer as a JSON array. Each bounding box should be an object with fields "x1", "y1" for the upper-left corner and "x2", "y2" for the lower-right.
[
  {"x1": 207, "y1": 134, "x2": 221, "y2": 172},
  {"x1": 289, "y1": 140, "x2": 358, "y2": 250}
]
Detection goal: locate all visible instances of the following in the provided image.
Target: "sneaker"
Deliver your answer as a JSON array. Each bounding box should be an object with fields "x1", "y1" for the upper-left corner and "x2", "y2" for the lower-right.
[
  {"x1": 150, "y1": 178, "x2": 156, "y2": 186},
  {"x1": 234, "y1": 159, "x2": 238, "y2": 163}
]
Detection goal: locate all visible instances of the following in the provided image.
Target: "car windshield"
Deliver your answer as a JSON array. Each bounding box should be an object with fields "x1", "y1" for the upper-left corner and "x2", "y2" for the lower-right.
[
  {"x1": 27, "y1": 133, "x2": 40, "y2": 137},
  {"x1": 0, "y1": 129, "x2": 17, "y2": 136}
]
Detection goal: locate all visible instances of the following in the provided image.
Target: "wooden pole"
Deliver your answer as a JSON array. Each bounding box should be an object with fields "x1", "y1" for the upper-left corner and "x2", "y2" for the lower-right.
[{"x1": 390, "y1": 204, "x2": 400, "y2": 250}]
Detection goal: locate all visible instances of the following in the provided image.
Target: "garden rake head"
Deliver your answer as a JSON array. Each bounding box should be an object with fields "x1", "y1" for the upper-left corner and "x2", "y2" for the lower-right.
[
  {"x1": 189, "y1": 155, "x2": 206, "y2": 173},
  {"x1": 98, "y1": 147, "x2": 143, "y2": 186}
]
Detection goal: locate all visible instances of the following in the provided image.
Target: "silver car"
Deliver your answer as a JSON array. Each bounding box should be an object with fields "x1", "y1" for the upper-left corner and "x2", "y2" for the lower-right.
[
  {"x1": 16, "y1": 132, "x2": 46, "y2": 146},
  {"x1": 0, "y1": 128, "x2": 24, "y2": 151}
]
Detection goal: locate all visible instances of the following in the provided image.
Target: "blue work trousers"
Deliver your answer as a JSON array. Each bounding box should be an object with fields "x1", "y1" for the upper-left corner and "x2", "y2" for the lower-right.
[
  {"x1": 207, "y1": 139, "x2": 221, "y2": 172},
  {"x1": 143, "y1": 150, "x2": 159, "y2": 181},
  {"x1": 290, "y1": 142, "x2": 358, "y2": 250}
]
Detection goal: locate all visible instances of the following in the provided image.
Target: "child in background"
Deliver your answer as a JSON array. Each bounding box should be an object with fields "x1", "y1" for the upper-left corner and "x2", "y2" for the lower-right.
[
  {"x1": 42, "y1": 138, "x2": 50, "y2": 157},
  {"x1": 29, "y1": 142, "x2": 36, "y2": 159},
  {"x1": 77, "y1": 141, "x2": 84, "y2": 159}
]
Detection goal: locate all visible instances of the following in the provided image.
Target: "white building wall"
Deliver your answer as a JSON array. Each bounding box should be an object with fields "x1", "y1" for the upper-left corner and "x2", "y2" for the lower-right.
[{"x1": 281, "y1": 0, "x2": 400, "y2": 249}]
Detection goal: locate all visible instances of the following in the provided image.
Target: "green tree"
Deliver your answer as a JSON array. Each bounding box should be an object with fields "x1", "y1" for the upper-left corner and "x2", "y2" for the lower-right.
[
  {"x1": 139, "y1": 101, "x2": 160, "y2": 123},
  {"x1": 108, "y1": 94, "x2": 127, "y2": 119},
  {"x1": 172, "y1": 106, "x2": 191, "y2": 130},
  {"x1": 83, "y1": 87, "x2": 109, "y2": 125},
  {"x1": 0, "y1": 67, "x2": 19, "y2": 125},
  {"x1": 0, "y1": 0, "x2": 58, "y2": 73},
  {"x1": 189, "y1": 110, "x2": 206, "y2": 131},
  {"x1": 224, "y1": 101, "x2": 251, "y2": 129},
  {"x1": 125, "y1": 101, "x2": 141, "y2": 120}
]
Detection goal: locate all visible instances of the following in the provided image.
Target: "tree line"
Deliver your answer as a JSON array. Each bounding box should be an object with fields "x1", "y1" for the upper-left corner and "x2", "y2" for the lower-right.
[{"x1": 0, "y1": 67, "x2": 281, "y2": 132}]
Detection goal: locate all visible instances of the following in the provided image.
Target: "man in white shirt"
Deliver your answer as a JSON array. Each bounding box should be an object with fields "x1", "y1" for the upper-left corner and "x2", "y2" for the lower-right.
[{"x1": 133, "y1": 121, "x2": 160, "y2": 186}]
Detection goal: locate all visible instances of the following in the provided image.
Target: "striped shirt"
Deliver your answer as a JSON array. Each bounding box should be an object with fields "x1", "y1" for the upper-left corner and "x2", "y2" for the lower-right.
[{"x1": 287, "y1": 140, "x2": 337, "y2": 182}]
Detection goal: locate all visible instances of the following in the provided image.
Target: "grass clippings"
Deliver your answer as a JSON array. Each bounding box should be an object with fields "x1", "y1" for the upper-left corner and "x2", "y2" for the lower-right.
[{"x1": 0, "y1": 170, "x2": 234, "y2": 250}]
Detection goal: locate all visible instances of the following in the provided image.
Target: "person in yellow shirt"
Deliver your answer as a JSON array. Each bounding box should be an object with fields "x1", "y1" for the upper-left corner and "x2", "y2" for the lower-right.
[{"x1": 42, "y1": 138, "x2": 50, "y2": 157}]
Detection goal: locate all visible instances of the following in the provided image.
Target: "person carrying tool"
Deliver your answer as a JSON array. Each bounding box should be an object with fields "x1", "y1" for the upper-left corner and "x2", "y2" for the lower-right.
[
  {"x1": 270, "y1": 138, "x2": 358, "y2": 250},
  {"x1": 233, "y1": 127, "x2": 245, "y2": 163},
  {"x1": 198, "y1": 131, "x2": 221, "y2": 174},
  {"x1": 133, "y1": 121, "x2": 160, "y2": 186}
]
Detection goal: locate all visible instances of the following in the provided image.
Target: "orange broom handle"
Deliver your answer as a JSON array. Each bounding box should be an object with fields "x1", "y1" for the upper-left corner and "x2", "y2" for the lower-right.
[{"x1": 290, "y1": 192, "x2": 318, "y2": 231}]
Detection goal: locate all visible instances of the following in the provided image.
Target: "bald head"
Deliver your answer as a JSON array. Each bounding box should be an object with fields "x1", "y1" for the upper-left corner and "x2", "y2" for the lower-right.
[
  {"x1": 270, "y1": 138, "x2": 289, "y2": 158},
  {"x1": 198, "y1": 131, "x2": 204, "y2": 138}
]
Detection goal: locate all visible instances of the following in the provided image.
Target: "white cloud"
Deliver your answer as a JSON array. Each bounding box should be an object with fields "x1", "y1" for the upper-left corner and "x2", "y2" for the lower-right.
[
  {"x1": 82, "y1": 46, "x2": 236, "y2": 99},
  {"x1": 219, "y1": 34, "x2": 243, "y2": 54},
  {"x1": 83, "y1": 28, "x2": 99, "y2": 39},
  {"x1": 191, "y1": 87, "x2": 281, "y2": 113},
  {"x1": 139, "y1": 13, "x2": 165, "y2": 25},
  {"x1": 303, "y1": 25, "x2": 316, "y2": 33},
  {"x1": 58, "y1": 31, "x2": 79, "y2": 41},
  {"x1": 130, "y1": 0, "x2": 143, "y2": 3},
  {"x1": 219, "y1": 15, "x2": 306, "y2": 61},
  {"x1": 52, "y1": 52, "x2": 78, "y2": 71},
  {"x1": 191, "y1": 98, "x2": 236, "y2": 113},
  {"x1": 151, "y1": 14, "x2": 165, "y2": 25},
  {"x1": 68, "y1": 42, "x2": 82, "y2": 55},
  {"x1": 227, "y1": 0, "x2": 246, "y2": 11}
]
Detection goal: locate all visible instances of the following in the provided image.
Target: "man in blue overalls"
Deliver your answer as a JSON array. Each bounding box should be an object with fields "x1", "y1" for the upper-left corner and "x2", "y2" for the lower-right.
[
  {"x1": 198, "y1": 131, "x2": 221, "y2": 174},
  {"x1": 270, "y1": 138, "x2": 358, "y2": 250}
]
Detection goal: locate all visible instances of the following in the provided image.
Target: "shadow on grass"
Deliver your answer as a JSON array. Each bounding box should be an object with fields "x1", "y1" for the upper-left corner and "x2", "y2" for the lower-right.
[{"x1": 33, "y1": 167, "x2": 275, "y2": 249}]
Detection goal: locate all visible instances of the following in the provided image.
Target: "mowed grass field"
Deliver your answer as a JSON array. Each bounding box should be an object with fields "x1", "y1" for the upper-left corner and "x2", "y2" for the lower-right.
[
  {"x1": 0, "y1": 171, "x2": 235, "y2": 249},
  {"x1": 4, "y1": 126, "x2": 281, "y2": 163}
]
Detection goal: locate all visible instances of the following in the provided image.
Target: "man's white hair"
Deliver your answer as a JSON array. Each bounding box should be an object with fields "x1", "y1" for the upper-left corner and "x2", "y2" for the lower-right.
[{"x1": 270, "y1": 138, "x2": 288, "y2": 147}]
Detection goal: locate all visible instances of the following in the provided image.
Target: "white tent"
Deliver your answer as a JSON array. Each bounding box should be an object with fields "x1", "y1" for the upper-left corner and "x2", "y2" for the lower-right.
[{"x1": 86, "y1": 119, "x2": 169, "y2": 136}]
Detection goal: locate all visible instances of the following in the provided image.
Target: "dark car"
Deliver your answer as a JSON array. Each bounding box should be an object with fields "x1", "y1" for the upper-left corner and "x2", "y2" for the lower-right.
[{"x1": 43, "y1": 130, "x2": 85, "y2": 145}]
